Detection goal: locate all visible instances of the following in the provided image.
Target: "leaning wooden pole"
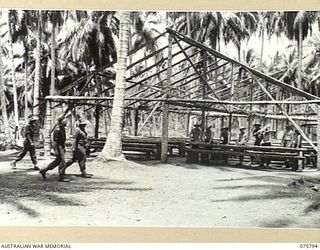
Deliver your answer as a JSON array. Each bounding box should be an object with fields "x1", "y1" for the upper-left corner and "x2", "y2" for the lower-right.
[
  {"x1": 138, "y1": 101, "x2": 162, "y2": 134},
  {"x1": 161, "y1": 33, "x2": 173, "y2": 163}
]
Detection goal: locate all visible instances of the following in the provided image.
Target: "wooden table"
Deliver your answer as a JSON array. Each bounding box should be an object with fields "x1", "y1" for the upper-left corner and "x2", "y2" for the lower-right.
[{"x1": 186, "y1": 142, "x2": 309, "y2": 171}]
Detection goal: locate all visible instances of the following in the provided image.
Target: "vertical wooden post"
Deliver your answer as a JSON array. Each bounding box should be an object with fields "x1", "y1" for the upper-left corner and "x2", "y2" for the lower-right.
[
  {"x1": 248, "y1": 79, "x2": 254, "y2": 138},
  {"x1": 44, "y1": 100, "x2": 52, "y2": 156},
  {"x1": 94, "y1": 105, "x2": 100, "y2": 138},
  {"x1": 186, "y1": 111, "x2": 191, "y2": 137},
  {"x1": 161, "y1": 33, "x2": 173, "y2": 163},
  {"x1": 317, "y1": 104, "x2": 320, "y2": 171},
  {"x1": 201, "y1": 52, "x2": 207, "y2": 136},
  {"x1": 70, "y1": 106, "x2": 74, "y2": 135},
  {"x1": 134, "y1": 108, "x2": 139, "y2": 136},
  {"x1": 228, "y1": 113, "x2": 232, "y2": 142},
  {"x1": 94, "y1": 75, "x2": 101, "y2": 138},
  {"x1": 103, "y1": 108, "x2": 108, "y2": 136},
  {"x1": 229, "y1": 64, "x2": 234, "y2": 141}
]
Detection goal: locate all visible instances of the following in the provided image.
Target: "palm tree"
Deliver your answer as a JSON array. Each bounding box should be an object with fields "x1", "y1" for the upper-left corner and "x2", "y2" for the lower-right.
[
  {"x1": 7, "y1": 10, "x2": 19, "y2": 136},
  {"x1": 128, "y1": 12, "x2": 161, "y2": 135},
  {"x1": 280, "y1": 11, "x2": 317, "y2": 89},
  {"x1": 257, "y1": 12, "x2": 276, "y2": 70},
  {"x1": 45, "y1": 11, "x2": 64, "y2": 128},
  {"x1": 222, "y1": 12, "x2": 258, "y2": 62},
  {"x1": 58, "y1": 10, "x2": 118, "y2": 137},
  {"x1": 297, "y1": 32, "x2": 320, "y2": 95},
  {"x1": 34, "y1": 10, "x2": 42, "y2": 118},
  {"x1": 101, "y1": 11, "x2": 130, "y2": 160},
  {"x1": 0, "y1": 11, "x2": 9, "y2": 136},
  {"x1": 11, "y1": 10, "x2": 35, "y2": 123},
  {"x1": 49, "y1": 11, "x2": 64, "y2": 96},
  {"x1": 58, "y1": 10, "x2": 117, "y2": 71}
]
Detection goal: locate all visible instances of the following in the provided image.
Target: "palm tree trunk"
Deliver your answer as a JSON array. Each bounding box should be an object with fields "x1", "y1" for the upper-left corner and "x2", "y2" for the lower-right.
[
  {"x1": 0, "y1": 23, "x2": 9, "y2": 136},
  {"x1": 8, "y1": 11, "x2": 19, "y2": 136},
  {"x1": 24, "y1": 42, "x2": 28, "y2": 124},
  {"x1": 259, "y1": 26, "x2": 265, "y2": 70},
  {"x1": 101, "y1": 11, "x2": 130, "y2": 160},
  {"x1": 50, "y1": 22, "x2": 56, "y2": 128},
  {"x1": 34, "y1": 10, "x2": 42, "y2": 118},
  {"x1": 186, "y1": 12, "x2": 191, "y2": 36},
  {"x1": 297, "y1": 18, "x2": 303, "y2": 90}
]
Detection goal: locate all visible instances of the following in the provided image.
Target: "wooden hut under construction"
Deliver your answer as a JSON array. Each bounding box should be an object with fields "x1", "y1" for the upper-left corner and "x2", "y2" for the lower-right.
[{"x1": 44, "y1": 29, "x2": 320, "y2": 170}]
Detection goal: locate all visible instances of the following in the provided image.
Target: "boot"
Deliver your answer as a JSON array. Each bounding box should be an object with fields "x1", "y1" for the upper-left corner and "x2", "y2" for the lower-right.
[
  {"x1": 81, "y1": 170, "x2": 87, "y2": 177},
  {"x1": 81, "y1": 170, "x2": 91, "y2": 178},
  {"x1": 10, "y1": 160, "x2": 17, "y2": 169},
  {"x1": 58, "y1": 174, "x2": 69, "y2": 182},
  {"x1": 33, "y1": 165, "x2": 40, "y2": 170},
  {"x1": 39, "y1": 169, "x2": 47, "y2": 179}
]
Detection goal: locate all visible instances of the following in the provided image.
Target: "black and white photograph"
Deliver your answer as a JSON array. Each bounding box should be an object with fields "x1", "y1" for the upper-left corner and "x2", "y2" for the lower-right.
[{"x1": 0, "y1": 9, "x2": 320, "y2": 229}]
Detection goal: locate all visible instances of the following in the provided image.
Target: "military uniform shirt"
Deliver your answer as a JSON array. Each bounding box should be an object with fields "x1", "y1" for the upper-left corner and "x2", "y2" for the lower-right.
[
  {"x1": 53, "y1": 128, "x2": 66, "y2": 148},
  {"x1": 74, "y1": 127, "x2": 88, "y2": 147},
  {"x1": 24, "y1": 124, "x2": 35, "y2": 141}
]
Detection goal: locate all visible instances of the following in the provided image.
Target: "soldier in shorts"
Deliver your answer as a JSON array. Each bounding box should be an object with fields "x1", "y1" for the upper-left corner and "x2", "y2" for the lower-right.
[
  {"x1": 64, "y1": 121, "x2": 90, "y2": 178},
  {"x1": 39, "y1": 118, "x2": 69, "y2": 182},
  {"x1": 11, "y1": 115, "x2": 39, "y2": 170}
]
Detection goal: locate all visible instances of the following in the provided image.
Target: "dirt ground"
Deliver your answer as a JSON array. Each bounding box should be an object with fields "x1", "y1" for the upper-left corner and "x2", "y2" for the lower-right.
[{"x1": 0, "y1": 150, "x2": 320, "y2": 228}]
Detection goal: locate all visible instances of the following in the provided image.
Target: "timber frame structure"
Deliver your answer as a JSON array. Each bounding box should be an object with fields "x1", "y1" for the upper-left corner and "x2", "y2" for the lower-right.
[{"x1": 45, "y1": 29, "x2": 320, "y2": 168}]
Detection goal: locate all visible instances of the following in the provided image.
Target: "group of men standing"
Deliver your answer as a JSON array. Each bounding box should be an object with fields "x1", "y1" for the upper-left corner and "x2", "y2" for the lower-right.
[
  {"x1": 10, "y1": 115, "x2": 90, "y2": 182},
  {"x1": 189, "y1": 121, "x2": 303, "y2": 168}
]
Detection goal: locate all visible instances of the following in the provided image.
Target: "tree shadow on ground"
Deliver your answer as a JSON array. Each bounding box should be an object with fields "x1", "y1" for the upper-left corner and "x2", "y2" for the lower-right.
[
  {"x1": 210, "y1": 179, "x2": 320, "y2": 218},
  {"x1": 216, "y1": 174, "x2": 294, "y2": 183},
  {"x1": 213, "y1": 183, "x2": 282, "y2": 190},
  {"x1": 0, "y1": 169, "x2": 152, "y2": 218},
  {"x1": 0, "y1": 150, "x2": 19, "y2": 162},
  {"x1": 211, "y1": 188, "x2": 298, "y2": 203},
  {"x1": 260, "y1": 218, "x2": 295, "y2": 228}
]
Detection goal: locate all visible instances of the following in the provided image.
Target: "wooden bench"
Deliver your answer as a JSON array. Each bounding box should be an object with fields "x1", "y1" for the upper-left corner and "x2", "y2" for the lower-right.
[
  {"x1": 186, "y1": 142, "x2": 307, "y2": 171},
  {"x1": 88, "y1": 137, "x2": 161, "y2": 159},
  {"x1": 89, "y1": 136, "x2": 188, "y2": 159}
]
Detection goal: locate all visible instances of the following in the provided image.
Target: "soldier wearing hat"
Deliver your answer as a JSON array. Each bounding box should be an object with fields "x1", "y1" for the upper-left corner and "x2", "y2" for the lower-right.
[
  {"x1": 203, "y1": 125, "x2": 214, "y2": 143},
  {"x1": 11, "y1": 115, "x2": 39, "y2": 170},
  {"x1": 236, "y1": 127, "x2": 248, "y2": 165},
  {"x1": 64, "y1": 120, "x2": 90, "y2": 177},
  {"x1": 39, "y1": 117, "x2": 69, "y2": 181},
  {"x1": 220, "y1": 127, "x2": 229, "y2": 145},
  {"x1": 249, "y1": 123, "x2": 263, "y2": 166},
  {"x1": 190, "y1": 123, "x2": 202, "y2": 142},
  {"x1": 252, "y1": 123, "x2": 263, "y2": 146},
  {"x1": 220, "y1": 127, "x2": 229, "y2": 163},
  {"x1": 282, "y1": 124, "x2": 294, "y2": 147},
  {"x1": 260, "y1": 127, "x2": 273, "y2": 168}
]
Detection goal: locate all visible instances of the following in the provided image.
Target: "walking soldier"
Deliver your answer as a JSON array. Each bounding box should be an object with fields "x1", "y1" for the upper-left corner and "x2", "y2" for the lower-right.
[
  {"x1": 64, "y1": 120, "x2": 90, "y2": 178},
  {"x1": 39, "y1": 118, "x2": 69, "y2": 182},
  {"x1": 11, "y1": 115, "x2": 39, "y2": 170}
]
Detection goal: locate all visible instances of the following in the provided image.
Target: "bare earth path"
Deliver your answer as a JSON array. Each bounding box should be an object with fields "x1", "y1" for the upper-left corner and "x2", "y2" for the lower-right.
[{"x1": 0, "y1": 150, "x2": 319, "y2": 228}]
